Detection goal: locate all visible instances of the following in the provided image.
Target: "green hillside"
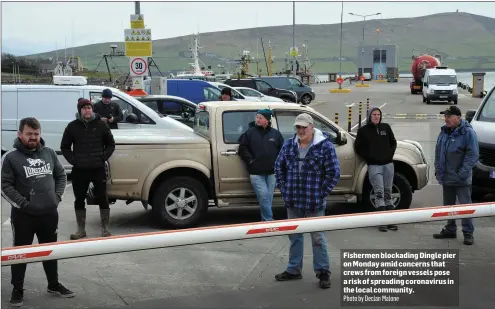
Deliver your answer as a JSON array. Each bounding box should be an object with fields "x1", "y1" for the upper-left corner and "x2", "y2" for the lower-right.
[{"x1": 26, "y1": 12, "x2": 495, "y2": 74}]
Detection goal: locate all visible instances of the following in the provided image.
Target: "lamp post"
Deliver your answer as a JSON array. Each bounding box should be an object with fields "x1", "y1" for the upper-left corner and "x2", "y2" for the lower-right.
[
  {"x1": 292, "y1": 1, "x2": 297, "y2": 78},
  {"x1": 338, "y1": 1, "x2": 344, "y2": 89},
  {"x1": 349, "y1": 12, "x2": 381, "y2": 78}
]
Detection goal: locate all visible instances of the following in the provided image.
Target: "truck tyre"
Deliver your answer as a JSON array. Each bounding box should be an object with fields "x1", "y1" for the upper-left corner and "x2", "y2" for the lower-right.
[
  {"x1": 422, "y1": 95, "x2": 426, "y2": 103},
  {"x1": 151, "y1": 176, "x2": 208, "y2": 229},
  {"x1": 301, "y1": 94, "x2": 312, "y2": 105},
  {"x1": 361, "y1": 172, "x2": 413, "y2": 212}
]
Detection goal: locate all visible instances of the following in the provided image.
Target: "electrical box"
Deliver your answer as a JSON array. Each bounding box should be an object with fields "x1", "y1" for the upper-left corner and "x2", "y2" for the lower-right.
[
  {"x1": 472, "y1": 73, "x2": 486, "y2": 98},
  {"x1": 150, "y1": 77, "x2": 167, "y2": 95}
]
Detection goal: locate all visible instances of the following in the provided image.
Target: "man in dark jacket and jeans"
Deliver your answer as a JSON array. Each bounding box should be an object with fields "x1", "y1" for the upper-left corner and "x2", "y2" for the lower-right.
[
  {"x1": 93, "y1": 89, "x2": 123, "y2": 130},
  {"x1": 274, "y1": 113, "x2": 340, "y2": 289},
  {"x1": 2, "y1": 117, "x2": 75, "y2": 306},
  {"x1": 354, "y1": 107, "x2": 398, "y2": 232},
  {"x1": 433, "y1": 106, "x2": 479, "y2": 245},
  {"x1": 238, "y1": 109, "x2": 285, "y2": 221},
  {"x1": 61, "y1": 99, "x2": 115, "y2": 239}
]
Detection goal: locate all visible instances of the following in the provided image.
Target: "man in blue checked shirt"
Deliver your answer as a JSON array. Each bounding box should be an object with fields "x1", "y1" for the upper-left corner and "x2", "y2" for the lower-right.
[{"x1": 274, "y1": 113, "x2": 340, "y2": 289}]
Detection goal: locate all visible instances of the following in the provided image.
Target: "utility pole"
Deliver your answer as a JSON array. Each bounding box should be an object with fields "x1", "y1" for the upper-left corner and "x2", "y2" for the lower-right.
[
  {"x1": 349, "y1": 12, "x2": 381, "y2": 77},
  {"x1": 339, "y1": 1, "x2": 344, "y2": 85},
  {"x1": 292, "y1": 1, "x2": 297, "y2": 77}
]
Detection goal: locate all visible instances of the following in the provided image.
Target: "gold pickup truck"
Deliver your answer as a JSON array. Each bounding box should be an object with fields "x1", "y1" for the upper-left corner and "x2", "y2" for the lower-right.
[{"x1": 105, "y1": 101, "x2": 429, "y2": 229}]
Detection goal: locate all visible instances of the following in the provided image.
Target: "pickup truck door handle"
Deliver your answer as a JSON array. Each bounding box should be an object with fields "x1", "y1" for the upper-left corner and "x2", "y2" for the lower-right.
[{"x1": 220, "y1": 150, "x2": 238, "y2": 156}]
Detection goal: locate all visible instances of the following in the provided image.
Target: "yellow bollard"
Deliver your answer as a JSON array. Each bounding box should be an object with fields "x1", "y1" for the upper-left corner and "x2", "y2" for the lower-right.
[
  {"x1": 347, "y1": 105, "x2": 352, "y2": 132},
  {"x1": 359, "y1": 102, "x2": 363, "y2": 128},
  {"x1": 335, "y1": 113, "x2": 339, "y2": 125}
]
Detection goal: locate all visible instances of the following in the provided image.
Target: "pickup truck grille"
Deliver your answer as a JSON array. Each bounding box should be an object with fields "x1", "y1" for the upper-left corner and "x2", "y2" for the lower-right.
[
  {"x1": 479, "y1": 145, "x2": 495, "y2": 167},
  {"x1": 434, "y1": 90, "x2": 453, "y2": 95}
]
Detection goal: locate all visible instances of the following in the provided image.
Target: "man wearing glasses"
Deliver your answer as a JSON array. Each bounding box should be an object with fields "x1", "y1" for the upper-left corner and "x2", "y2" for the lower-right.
[{"x1": 274, "y1": 113, "x2": 340, "y2": 289}]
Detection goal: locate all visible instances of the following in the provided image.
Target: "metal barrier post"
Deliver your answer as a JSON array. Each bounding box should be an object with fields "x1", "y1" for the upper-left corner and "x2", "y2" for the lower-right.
[
  {"x1": 2, "y1": 203, "x2": 494, "y2": 266},
  {"x1": 347, "y1": 105, "x2": 352, "y2": 132},
  {"x1": 335, "y1": 113, "x2": 339, "y2": 125},
  {"x1": 358, "y1": 102, "x2": 363, "y2": 129},
  {"x1": 366, "y1": 98, "x2": 370, "y2": 114}
]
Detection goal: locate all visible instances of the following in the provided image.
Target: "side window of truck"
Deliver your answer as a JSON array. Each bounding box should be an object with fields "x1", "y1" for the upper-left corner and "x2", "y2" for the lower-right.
[
  {"x1": 222, "y1": 111, "x2": 258, "y2": 143},
  {"x1": 274, "y1": 110, "x2": 338, "y2": 143}
]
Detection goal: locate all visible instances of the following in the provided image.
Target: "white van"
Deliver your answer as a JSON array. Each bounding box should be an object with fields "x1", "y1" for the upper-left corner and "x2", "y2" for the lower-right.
[
  {"x1": 1, "y1": 76, "x2": 192, "y2": 173},
  {"x1": 422, "y1": 67, "x2": 459, "y2": 104}
]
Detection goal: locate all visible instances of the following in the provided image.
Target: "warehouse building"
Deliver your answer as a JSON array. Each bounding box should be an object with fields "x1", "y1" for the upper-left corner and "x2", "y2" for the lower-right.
[{"x1": 356, "y1": 44, "x2": 399, "y2": 79}]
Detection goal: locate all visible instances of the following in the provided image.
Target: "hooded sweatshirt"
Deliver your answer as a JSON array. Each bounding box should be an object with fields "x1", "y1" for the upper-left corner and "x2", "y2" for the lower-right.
[
  {"x1": 1, "y1": 138, "x2": 66, "y2": 216},
  {"x1": 354, "y1": 107, "x2": 397, "y2": 165}
]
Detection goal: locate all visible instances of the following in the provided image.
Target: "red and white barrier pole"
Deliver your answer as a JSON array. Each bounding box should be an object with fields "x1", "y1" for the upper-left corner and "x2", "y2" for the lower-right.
[{"x1": 2, "y1": 202, "x2": 494, "y2": 266}]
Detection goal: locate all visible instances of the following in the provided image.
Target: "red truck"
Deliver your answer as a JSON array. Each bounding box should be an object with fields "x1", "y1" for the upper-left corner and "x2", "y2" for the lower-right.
[{"x1": 410, "y1": 54, "x2": 441, "y2": 94}]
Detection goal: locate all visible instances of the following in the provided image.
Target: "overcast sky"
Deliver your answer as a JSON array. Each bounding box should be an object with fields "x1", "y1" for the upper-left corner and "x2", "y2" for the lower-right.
[{"x1": 2, "y1": 1, "x2": 495, "y2": 55}]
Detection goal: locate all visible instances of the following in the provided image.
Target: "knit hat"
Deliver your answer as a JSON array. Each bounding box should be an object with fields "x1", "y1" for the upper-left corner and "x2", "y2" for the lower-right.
[
  {"x1": 221, "y1": 87, "x2": 232, "y2": 96},
  {"x1": 257, "y1": 109, "x2": 273, "y2": 121},
  {"x1": 77, "y1": 99, "x2": 93, "y2": 114},
  {"x1": 102, "y1": 88, "x2": 113, "y2": 98}
]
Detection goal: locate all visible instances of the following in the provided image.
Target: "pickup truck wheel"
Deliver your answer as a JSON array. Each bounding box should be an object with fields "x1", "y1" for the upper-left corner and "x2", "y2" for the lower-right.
[
  {"x1": 151, "y1": 177, "x2": 208, "y2": 229},
  {"x1": 362, "y1": 173, "x2": 413, "y2": 211}
]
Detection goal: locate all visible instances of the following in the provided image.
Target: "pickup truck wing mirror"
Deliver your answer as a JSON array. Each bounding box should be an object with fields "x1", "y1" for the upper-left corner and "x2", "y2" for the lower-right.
[
  {"x1": 465, "y1": 109, "x2": 476, "y2": 123},
  {"x1": 126, "y1": 113, "x2": 139, "y2": 124},
  {"x1": 337, "y1": 131, "x2": 347, "y2": 145}
]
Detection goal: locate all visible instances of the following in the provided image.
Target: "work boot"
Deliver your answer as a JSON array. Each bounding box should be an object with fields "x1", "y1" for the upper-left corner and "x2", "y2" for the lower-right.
[
  {"x1": 10, "y1": 288, "x2": 24, "y2": 307},
  {"x1": 275, "y1": 271, "x2": 302, "y2": 281},
  {"x1": 463, "y1": 234, "x2": 474, "y2": 245},
  {"x1": 70, "y1": 209, "x2": 87, "y2": 240},
  {"x1": 377, "y1": 206, "x2": 388, "y2": 232},
  {"x1": 433, "y1": 229, "x2": 457, "y2": 239},
  {"x1": 317, "y1": 271, "x2": 331, "y2": 289},
  {"x1": 100, "y1": 209, "x2": 111, "y2": 237},
  {"x1": 388, "y1": 225, "x2": 398, "y2": 231}
]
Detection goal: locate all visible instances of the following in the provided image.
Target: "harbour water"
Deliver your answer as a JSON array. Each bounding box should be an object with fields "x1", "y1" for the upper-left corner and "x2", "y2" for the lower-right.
[{"x1": 316, "y1": 71, "x2": 495, "y2": 91}]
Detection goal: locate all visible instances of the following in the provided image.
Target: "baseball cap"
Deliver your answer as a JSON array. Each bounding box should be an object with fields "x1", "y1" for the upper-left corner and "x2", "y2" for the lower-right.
[
  {"x1": 440, "y1": 106, "x2": 461, "y2": 116},
  {"x1": 294, "y1": 113, "x2": 314, "y2": 127}
]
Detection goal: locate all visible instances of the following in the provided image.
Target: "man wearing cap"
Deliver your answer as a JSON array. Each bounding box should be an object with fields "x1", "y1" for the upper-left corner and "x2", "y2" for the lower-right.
[
  {"x1": 93, "y1": 89, "x2": 123, "y2": 129},
  {"x1": 274, "y1": 113, "x2": 340, "y2": 289},
  {"x1": 238, "y1": 109, "x2": 284, "y2": 221},
  {"x1": 60, "y1": 99, "x2": 116, "y2": 239},
  {"x1": 354, "y1": 106, "x2": 398, "y2": 232},
  {"x1": 433, "y1": 105, "x2": 479, "y2": 245}
]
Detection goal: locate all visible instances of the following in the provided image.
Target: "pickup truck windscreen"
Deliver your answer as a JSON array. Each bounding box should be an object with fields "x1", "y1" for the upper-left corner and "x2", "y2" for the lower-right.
[{"x1": 478, "y1": 89, "x2": 495, "y2": 122}]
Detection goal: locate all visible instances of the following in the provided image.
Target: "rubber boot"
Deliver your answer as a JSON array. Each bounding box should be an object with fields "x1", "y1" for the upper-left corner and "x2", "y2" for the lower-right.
[
  {"x1": 100, "y1": 209, "x2": 111, "y2": 237},
  {"x1": 70, "y1": 209, "x2": 87, "y2": 240}
]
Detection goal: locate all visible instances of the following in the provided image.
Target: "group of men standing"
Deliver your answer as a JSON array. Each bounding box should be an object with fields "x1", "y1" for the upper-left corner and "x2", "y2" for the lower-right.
[
  {"x1": 237, "y1": 104, "x2": 479, "y2": 290},
  {"x1": 1, "y1": 89, "x2": 119, "y2": 306}
]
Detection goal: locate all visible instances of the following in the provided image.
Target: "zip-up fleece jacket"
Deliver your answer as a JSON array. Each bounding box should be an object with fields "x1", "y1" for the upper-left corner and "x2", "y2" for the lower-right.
[
  {"x1": 60, "y1": 113, "x2": 115, "y2": 169},
  {"x1": 354, "y1": 107, "x2": 397, "y2": 165},
  {"x1": 238, "y1": 125, "x2": 285, "y2": 175},
  {"x1": 275, "y1": 128, "x2": 341, "y2": 210},
  {"x1": 434, "y1": 119, "x2": 479, "y2": 186},
  {"x1": 1, "y1": 138, "x2": 67, "y2": 216}
]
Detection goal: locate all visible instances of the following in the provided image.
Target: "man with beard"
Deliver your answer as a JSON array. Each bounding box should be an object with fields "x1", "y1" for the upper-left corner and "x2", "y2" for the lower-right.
[
  {"x1": 238, "y1": 109, "x2": 285, "y2": 221},
  {"x1": 1, "y1": 117, "x2": 75, "y2": 306},
  {"x1": 61, "y1": 99, "x2": 115, "y2": 239}
]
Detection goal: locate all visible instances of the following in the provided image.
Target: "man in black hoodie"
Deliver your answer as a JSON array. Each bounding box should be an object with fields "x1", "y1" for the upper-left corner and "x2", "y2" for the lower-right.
[
  {"x1": 238, "y1": 109, "x2": 285, "y2": 221},
  {"x1": 61, "y1": 99, "x2": 115, "y2": 239},
  {"x1": 1, "y1": 117, "x2": 75, "y2": 306},
  {"x1": 93, "y1": 89, "x2": 123, "y2": 129},
  {"x1": 354, "y1": 107, "x2": 398, "y2": 232}
]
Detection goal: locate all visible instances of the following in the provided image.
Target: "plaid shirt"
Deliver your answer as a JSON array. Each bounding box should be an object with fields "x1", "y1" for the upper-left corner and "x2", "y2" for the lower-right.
[{"x1": 275, "y1": 129, "x2": 341, "y2": 210}]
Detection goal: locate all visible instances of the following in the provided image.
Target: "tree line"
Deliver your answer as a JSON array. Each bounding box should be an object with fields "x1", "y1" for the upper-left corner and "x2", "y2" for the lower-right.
[{"x1": 1, "y1": 53, "x2": 52, "y2": 75}]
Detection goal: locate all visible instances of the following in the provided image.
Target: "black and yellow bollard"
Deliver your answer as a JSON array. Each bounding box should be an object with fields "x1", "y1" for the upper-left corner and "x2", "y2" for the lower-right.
[
  {"x1": 335, "y1": 112, "x2": 339, "y2": 125},
  {"x1": 358, "y1": 102, "x2": 363, "y2": 129},
  {"x1": 347, "y1": 105, "x2": 352, "y2": 132},
  {"x1": 366, "y1": 98, "x2": 370, "y2": 114}
]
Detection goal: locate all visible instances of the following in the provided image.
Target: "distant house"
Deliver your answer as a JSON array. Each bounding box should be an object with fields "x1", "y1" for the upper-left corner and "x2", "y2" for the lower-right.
[{"x1": 39, "y1": 63, "x2": 57, "y2": 75}]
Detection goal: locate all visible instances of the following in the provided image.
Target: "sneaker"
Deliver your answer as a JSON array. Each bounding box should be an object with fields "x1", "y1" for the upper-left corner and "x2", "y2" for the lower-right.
[
  {"x1": 433, "y1": 229, "x2": 457, "y2": 239},
  {"x1": 47, "y1": 283, "x2": 75, "y2": 298},
  {"x1": 463, "y1": 234, "x2": 474, "y2": 245},
  {"x1": 317, "y1": 271, "x2": 331, "y2": 289},
  {"x1": 378, "y1": 226, "x2": 388, "y2": 232},
  {"x1": 275, "y1": 271, "x2": 302, "y2": 281},
  {"x1": 388, "y1": 225, "x2": 398, "y2": 231},
  {"x1": 10, "y1": 289, "x2": 23, "y2": 307}
]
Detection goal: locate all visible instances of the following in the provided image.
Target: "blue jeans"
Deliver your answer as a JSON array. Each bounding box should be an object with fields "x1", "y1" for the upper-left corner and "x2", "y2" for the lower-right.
[
  {"x1": 250, "y1": 174, "x2": 276, "y2": 221},
  {"x1": 285, "y1": 207, "x2": 330, "y2": 276},
  {"x1": 443, "y1": 185, "x2": 474, "y2": 235}
]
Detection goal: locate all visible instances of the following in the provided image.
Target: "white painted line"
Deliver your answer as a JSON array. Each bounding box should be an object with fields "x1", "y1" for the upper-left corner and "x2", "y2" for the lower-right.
[
  {"x1": 3, "y1": 218, "x2": 10, "y2": 226},
  {"x1": 350, "y1": 103, "x2": 387, "y2": 131}
]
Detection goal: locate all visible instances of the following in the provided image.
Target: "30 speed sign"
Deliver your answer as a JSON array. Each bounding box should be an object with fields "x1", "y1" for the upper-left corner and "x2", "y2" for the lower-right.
[{"x1": 130, "y1": 57, "x2": 148, "y2": 76}]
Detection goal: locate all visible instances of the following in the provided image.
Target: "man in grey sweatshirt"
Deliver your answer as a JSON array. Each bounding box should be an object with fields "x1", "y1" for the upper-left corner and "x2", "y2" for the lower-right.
[{"x1": 1, "y1": 117, "x2": 75, "y2": 307}]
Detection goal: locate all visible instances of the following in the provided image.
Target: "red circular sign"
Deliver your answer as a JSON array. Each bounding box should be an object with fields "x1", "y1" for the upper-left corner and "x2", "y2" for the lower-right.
[
  {"x1": 131, "y1": 57, "x2": 148, "y2": 76},
  {"x1": 360, "y1": 75, "x2": 365, "y2": 81},
  {"x1": 337, "y1": 77, "x2": 343, "y2": 84}
]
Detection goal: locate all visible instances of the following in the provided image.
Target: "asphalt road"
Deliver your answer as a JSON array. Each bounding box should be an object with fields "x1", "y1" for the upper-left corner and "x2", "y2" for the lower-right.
[{"x1": 2, "y1": 79, "x2": 494, "y2": 309}]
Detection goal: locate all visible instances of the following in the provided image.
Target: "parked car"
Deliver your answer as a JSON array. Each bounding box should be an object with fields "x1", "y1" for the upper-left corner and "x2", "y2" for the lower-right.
[
  {"x1": 134, "y1": 95, "x2": 197, "y2": 128},
  {"x1": 208, "y1": 82, "x2": 260, "y2": 102},
  {"x1": 223, "y1": 78, "x2": 297, "y2": 102},
  {"x1": 233, "y1": 87, "x2": 284, "y2": 102},
  {"x1": 257, "y1": 76, "x2": 315, "y2": 105},
  {"x1": 103, "y1": 101, "x2": 429, "y2": 229}
]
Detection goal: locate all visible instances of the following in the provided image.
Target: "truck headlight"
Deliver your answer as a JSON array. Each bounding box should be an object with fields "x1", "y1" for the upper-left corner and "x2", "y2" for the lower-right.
[
  {"x1": 453, "y1": 88, "x2": 458, "y2": 94},
  {"x1": 429, "y1": 89, "x2": 434, "y2": 94}
]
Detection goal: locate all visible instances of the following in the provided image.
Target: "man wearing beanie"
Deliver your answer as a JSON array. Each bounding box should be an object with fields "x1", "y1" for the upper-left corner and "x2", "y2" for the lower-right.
[
  {"x1": 93, "y1": 89, "x2": 123, "y2": 129},
  {"x1": 219, "y1": 87, "x2": 235, "y2": 101},
  {"x1": 60, "y1": 98, "x2": 115, "y2": 239},
  {"x1": 238, "y1": 109, "x2": 284, "y2": 221}
]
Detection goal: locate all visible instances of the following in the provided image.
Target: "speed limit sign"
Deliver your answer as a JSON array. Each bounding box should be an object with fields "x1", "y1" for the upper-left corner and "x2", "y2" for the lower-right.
[{"x1": 130, "y1": 57, "x2": 148, "y2": 77}]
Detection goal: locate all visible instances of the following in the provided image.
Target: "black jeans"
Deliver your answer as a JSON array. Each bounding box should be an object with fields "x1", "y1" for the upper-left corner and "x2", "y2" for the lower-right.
[
  {"x1": 11, "y1": 210, "x2": 59, "y2": 289},
  {"x1": 72, "y1": 167, "x2": 109, "y2": 210}
]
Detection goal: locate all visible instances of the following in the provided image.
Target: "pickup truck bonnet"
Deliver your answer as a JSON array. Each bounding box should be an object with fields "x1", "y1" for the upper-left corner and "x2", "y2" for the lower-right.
[{"x1": 112, "y1": 128, "x2": 210, "y2": 145}]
